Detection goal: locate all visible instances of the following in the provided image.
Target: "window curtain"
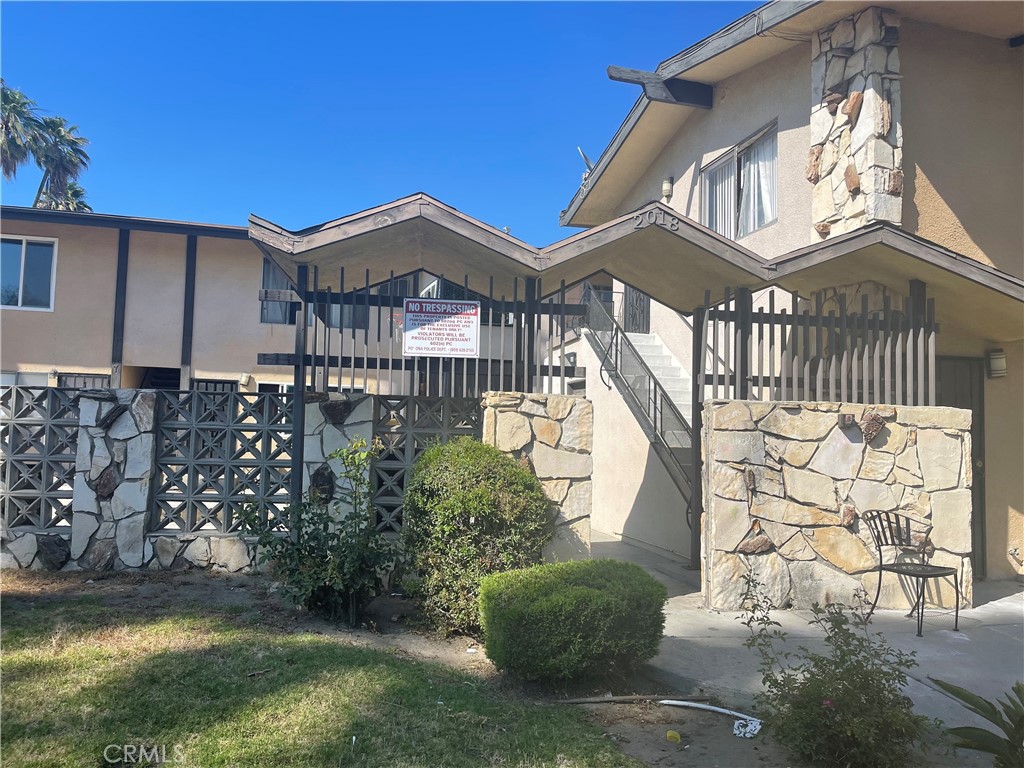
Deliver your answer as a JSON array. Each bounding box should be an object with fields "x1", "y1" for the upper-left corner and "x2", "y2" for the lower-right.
[
  {"x1": 261, "y1": 259, "x2": 291, "y2": 324},
  {"x1": 703, "y1": 159, "x2": 736, "y2": 239},
  {"x1": 738, "y1": 132, "x2": 777, "y2": 237}
]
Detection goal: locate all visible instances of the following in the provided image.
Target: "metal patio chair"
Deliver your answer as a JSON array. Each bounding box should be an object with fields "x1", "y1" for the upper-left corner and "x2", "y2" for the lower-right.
[{"x1": 862, "y1": 511, "x2": 960, "y2": 637}]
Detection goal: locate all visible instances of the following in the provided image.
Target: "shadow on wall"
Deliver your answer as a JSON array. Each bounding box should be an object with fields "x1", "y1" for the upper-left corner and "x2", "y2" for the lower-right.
[{"x1": 618, "y1": 447, "x2": 692, "y2": 564}]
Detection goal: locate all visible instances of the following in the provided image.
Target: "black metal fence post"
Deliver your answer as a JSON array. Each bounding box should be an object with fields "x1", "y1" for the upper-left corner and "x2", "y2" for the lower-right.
[{"x1": 289, "y1": 265, "x2": 309, "y2": 538}]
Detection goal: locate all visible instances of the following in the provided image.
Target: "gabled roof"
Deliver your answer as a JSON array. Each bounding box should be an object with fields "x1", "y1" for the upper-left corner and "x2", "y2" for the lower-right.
[
  {"x1": 561, "y1": 0, "x2": 1024, "y2": 228},
  {"x1": 252, "y1": 194, "x2": 1024, "y2": 342}
]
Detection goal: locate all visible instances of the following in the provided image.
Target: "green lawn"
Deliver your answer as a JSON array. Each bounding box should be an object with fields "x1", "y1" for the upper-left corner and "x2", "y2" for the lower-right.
[{"x1": 0, "y1": 573, "x2": 639, "y2": 767}]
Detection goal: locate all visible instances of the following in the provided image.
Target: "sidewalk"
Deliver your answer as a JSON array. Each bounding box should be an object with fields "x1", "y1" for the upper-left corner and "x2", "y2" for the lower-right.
[{"x1": 594, "y1": 534, "x2": 1024, "y2": 741}]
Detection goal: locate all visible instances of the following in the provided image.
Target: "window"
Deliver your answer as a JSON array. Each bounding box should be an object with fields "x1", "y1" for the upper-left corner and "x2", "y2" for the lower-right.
[
  {"x1": 261, "y1": 258, "x2": 293, "y2": 324},
  {"x1": 194, "y1": 379, "x2": 238, "y2": 393},
  {"x1": 57, "y1": 373, "x2": 111, "y2": 388},
  {"x1": 702, "y1": 125, "x2": 777, "y2": 240},
  {"x1": 1, "y1": 237, "x2": 57, "y2": 310},
  {"x1": 261, "y1": 258, "x2": 369, "y2": 329}
]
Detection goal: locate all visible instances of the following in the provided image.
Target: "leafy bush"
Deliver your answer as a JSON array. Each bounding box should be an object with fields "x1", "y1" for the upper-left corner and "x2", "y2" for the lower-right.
[
  {"x1": 742, "y1": 577, "x2": 934, "y2": 767},
  {"x1": 402, "y1": 437, "x2": 552, "y2": 635},
  {"x1": 478, "y1": 559, "x2": 667, "y2": 681},
  {"x1": 241, "y1": 437, "x2": 399, "y2": 626},
  {"x1": 930, "y1": 678, "x2": 1024, "y2": 768}
]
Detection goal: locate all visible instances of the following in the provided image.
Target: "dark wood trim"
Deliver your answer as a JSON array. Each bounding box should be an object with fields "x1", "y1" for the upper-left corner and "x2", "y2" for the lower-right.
[
  {"x1": 0, "y1": 205, "x2": 249, "y2": 239},
  {"x1": 111, "y1": 229, "x2": 130, "y2": 366},
  {"x1": 258, "y1": 352, "x2": 585, "y2": 379},
  {"x1": 768, "y1": 224, "x2": 1024, "y2": 301},
  {"x1": 180, "y1": 235, "x2": 197, "y2": 367},
  {"x1": 1010, "y1": 34, "x2": 1024, "y2": 48},
  {"x1": 607, "y1": 66, "x2": 713, "y2": 108},
  {"x1": 657, "y1": 1, "x2": 821, "y2": 79},
  {"x1": 558, "y1": 97, "x2": 650, "y2": 227},
  {"x1": 289, "y1": 265, "x2": 309, "y2": 511}
]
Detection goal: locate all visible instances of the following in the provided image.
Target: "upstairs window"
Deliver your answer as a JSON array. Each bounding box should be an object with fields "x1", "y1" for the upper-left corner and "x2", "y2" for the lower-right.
[
  {"x1": 260, "y1": 258, "x2": 293, "y2": 324},
  {"x1": 701, "y1": 124, "x2": 777, "y2": 240},
  {"x1": 1, "y1": 237, "x2": 57, "y2": 310}
]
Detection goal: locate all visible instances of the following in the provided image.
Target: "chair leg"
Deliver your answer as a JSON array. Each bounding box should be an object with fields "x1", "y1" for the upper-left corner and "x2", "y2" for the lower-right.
[
  {"x1": 953, "y1": 571, "x2": 960, "y2": 632},
  {"x1": 868, "y1": 567, "x2": 883, "y2": 622},
  {"x1": 916, "y1": 578, "x2": 925, "y2": 637}
]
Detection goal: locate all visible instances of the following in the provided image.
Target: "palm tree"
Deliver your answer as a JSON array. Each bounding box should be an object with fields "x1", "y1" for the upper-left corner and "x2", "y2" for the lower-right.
[
  {"x1": 37, "y1": 181, "x2": 92, "y2": 212},
  {"x1": 1, "y1": 79, "x2": 43, "y2": 181},
  {"x1": 32, "y1": 116, "x2": 90, "y2": 207},
  {"x1": 1, "y1": 80, "x2": 92, "y2": 209}
]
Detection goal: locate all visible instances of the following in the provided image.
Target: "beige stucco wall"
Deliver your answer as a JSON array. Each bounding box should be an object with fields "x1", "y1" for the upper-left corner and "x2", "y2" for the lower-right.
[
  {"x1": 0, "y1": 221, "x2": 118, "y2": 376},
  {"x1": 983, "y1": 341, "x2": 1024, "y2": 580},
  {"x1": 122, "y1": 231, "x2": 186, "y2": 369},
  {"x1": 617, "y1": 43, "x2": 813, "y2": 261},
  {"x1": 191, "y1": 236, "x2": 292, "y2": 383},
  {"x1": 900, "y1": 19, "x2": 1024, "y2": 279},
  {"x1": 578, "y1": 333, "x2": 691, "y2": 560}
]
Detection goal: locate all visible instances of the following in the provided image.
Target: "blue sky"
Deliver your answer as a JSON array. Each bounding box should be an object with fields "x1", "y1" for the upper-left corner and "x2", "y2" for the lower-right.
[{"x1": 1, "y1": 1, "x2": 759, "y2": 245}]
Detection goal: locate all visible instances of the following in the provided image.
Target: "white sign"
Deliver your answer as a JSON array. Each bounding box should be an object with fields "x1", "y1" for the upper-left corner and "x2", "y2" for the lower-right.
[{"x1": 402, "y1": 299, "x2": 480, "y2": 358}]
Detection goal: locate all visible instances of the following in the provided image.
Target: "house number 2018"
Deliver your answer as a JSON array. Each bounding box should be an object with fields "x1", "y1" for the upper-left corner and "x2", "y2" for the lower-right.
[{"x1": 633, "y1": 209, "x2": 680, "y2": 231}]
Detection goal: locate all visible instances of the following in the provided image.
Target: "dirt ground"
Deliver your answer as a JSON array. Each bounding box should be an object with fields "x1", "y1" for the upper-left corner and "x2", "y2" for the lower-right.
[{"x1": 1, "y1": 569, "x2": 799, "y2": 767}]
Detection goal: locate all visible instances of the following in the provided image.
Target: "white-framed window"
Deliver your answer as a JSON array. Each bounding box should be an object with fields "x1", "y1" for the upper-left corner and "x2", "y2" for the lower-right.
[
  {"x1": 1, "y1": 236, "x2": 57, "y2": 311},
  {"x1": 0, "y1": 371, "x2": 50, "y2": 386},
  {"x1": 701, "y1": 124, "x2": 777, "y2": 240}
]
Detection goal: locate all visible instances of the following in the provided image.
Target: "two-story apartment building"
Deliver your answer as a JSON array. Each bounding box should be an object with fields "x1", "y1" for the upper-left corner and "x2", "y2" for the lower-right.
[
  {"x1": 0, "y1": 209, "x2": 299, "y2": 392},
  {"x1": 560, "y1": 0, "x2": 1022, "y2": 581},
  {"x1": 1, "y1": 1, "x2": 1021, "y2": 583}
]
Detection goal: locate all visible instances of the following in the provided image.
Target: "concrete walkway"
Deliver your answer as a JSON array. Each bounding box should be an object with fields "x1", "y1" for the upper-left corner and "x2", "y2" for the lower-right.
[{"x1": 594, "y1": 533, "x2": 1024, "y2": 740}]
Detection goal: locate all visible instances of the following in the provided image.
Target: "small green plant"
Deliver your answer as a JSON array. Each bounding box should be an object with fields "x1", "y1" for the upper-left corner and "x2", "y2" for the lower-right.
[
  {"x1": 479, "y1": 559, "x2": 667, "y2": 682},
  {"x1": 741, "y1": 576, "x2": 934, "y2": 767},
  {"x1": 241, "y1": 437, "x2": 399, "y2": 626},
  {"x1": 929, "y1": 678, "x2": 1024, "y2": 768},
  {"x1": 402, "y1": 437, "x2": 552, "y2": 636}
]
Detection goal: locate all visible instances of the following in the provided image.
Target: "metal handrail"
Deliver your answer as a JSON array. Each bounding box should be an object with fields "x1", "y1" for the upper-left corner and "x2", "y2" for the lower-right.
[{"x1": 581, "y1": 282, "x2": 694, "y2": 502}]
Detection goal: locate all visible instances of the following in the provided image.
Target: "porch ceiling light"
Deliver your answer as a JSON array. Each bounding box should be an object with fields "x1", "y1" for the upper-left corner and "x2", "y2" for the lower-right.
[{"x1": 987, "y1": 348, "x2": 1007, "y2": 378}]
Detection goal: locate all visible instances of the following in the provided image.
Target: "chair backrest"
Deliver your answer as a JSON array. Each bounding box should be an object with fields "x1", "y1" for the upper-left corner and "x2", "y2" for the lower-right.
[{"x1": 862, "y1": 511, "x2": 919, "y2": 551}]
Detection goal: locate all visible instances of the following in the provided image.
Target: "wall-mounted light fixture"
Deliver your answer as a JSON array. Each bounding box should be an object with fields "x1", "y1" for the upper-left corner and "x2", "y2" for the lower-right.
[
  {"x1": 987, "y1": 348, "x2": 1007, "y2": 379},
  {"x1": 238, "y1": 372, "x2": 252, "y2": 387},
  {"x1": 662, "y1": 177, "x2": 674, "y2": 201}
]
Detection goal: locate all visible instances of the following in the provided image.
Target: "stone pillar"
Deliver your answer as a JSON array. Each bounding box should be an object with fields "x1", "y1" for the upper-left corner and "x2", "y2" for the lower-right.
[
  {"x1": 70, "y1": 389, "x2": 157, "y2": 570},
  {"x1": 482, "y1": 392, "x2": 594, "y2": 561},
  {"x1": 808, "y1": 7, "x2": 902, "y2": 238},
  {"x1": 301, "y1": 392, "x2": 374, "y2": 510}
]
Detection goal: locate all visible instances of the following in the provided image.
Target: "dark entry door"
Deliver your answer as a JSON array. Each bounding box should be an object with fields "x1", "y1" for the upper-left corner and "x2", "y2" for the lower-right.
[
  {"x1": 623, "y1": 285, "x2": 651, "y2": 334},
  {"x1": 935, "y1": 357, "x2": 986, "y2": 578}
]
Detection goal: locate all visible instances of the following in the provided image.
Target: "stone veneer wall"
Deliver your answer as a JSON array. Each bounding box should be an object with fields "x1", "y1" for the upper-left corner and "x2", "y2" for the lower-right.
[
  {"x1": 301, "y1": 393, "x2": 374, "y2": 508},
  {"x1": 481, "y1": 392, "x2": 593, "y2": 561},
  {"x1": 702, "y1": 400, "x2": 972, "y2": 611},
  {"x1": 808, "y1": 6, "x2": 903, "y2": 238}
]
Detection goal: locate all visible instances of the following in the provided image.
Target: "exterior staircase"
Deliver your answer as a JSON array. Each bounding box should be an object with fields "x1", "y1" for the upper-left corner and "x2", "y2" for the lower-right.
[
  {"x1": 580, "y1": 282, "x2": 696, "y2": 525},
  {"x1": 622, "y1": 333, "x2": 693, "y2": 465}
]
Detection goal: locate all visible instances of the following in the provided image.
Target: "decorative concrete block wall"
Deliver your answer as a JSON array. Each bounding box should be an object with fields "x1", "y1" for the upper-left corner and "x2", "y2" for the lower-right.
[
  {"x1": 702, "y1": 400, "x2": 972, "y2": 611},
  {"x1": 301, "y1": 392, "x2": 374, "y2": 510},
  {"x1": 808, "y1": 6, "x2": 903, "y2": 238},
  {"x1": 70, "y1": 390, "x2": 158, "y2": 570},
  {"x1": 481, "y1": 392, "x2": 593, "y2": 561}
]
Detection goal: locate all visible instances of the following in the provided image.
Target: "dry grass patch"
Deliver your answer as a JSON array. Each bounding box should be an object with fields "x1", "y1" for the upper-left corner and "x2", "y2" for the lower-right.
[{"x1": 1, "y1": 571, "x2": 640, "y2": 768}]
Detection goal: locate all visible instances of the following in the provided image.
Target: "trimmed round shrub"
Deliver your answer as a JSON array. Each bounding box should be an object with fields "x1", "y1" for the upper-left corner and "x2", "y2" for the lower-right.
[
  {"x1": 402, "y1": 437, "x2": 552, "y2": 636},
  {"x1": 478, "y1": 559, "x2": 667, "y2": 682}
]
